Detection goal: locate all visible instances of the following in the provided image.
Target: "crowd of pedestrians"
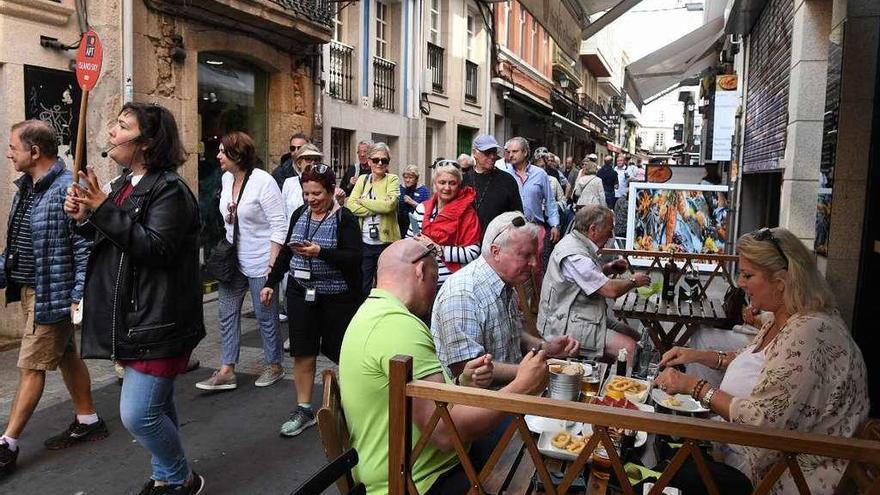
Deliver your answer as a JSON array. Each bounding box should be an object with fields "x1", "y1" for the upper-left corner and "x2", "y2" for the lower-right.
[{"x1": 0, "y1": 110, "x2": 868, "y2": 495}]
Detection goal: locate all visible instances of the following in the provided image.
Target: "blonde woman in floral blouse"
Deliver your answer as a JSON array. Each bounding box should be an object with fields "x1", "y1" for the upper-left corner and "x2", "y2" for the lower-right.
[{"x1": 654, "y1": 226, "x2": 869, "y2": 495}]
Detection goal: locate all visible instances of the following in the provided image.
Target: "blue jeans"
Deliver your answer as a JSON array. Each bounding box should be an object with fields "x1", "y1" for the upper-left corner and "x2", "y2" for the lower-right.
[
  {"x1": 120, "y1": 366, "x2": 190, "y2": 484},
  {"x1": 218, "y1": 271, "x2": 283, "y2": 366}
]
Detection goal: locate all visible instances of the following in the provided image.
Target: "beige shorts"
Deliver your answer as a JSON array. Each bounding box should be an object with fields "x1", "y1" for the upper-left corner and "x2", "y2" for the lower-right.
[{"x1": 17, "y1": 286, "x2": 77, "y2": 371}]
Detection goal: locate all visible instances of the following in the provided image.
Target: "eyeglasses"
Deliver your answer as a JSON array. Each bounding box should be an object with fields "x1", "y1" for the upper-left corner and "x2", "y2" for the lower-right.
[
  {"x1": 489, "y1": 216, "x2": 527, "y2": 246},
  {"x1": 289, "y1": 145, "x2": 302, "y2": 153},
  {"x1": 225, "y1": 202, "x2": 237, "y2": 224},
  {"x1": 411, "y1": 242, "x2": 439, "y2": 264},
  {"x1": 752, "y1": 228, "x2": 789, "y2": 269},
  {"x1": 370, "y1": 157, "x2": 390, "y2": 165}
]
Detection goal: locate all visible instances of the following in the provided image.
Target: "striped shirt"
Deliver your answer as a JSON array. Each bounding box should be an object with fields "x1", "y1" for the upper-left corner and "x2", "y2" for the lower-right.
[
  {"x1": 406, "y1": 202, "x2": 480, "y2": 287},
  {"x1": 8, "y1": 188, "x2": 36, "y2": 285}
]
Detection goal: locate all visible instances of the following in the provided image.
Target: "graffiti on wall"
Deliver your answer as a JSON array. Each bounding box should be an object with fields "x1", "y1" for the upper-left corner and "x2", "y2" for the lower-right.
[{"x1": 23, "y1": 65, "x2": 83, "y2": 168}]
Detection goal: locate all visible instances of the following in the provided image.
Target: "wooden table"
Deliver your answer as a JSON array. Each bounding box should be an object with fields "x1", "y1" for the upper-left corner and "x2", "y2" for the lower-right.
[{"x1": 613, "y1": 293, "x2": 729, "y2": 354}]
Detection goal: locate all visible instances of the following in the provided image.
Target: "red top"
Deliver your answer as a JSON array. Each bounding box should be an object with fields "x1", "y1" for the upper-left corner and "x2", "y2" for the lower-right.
[
  {"x1": 112, "y1": 180, "x2": 190, "y2": 379},
  {"x1": 419, "y1": 186, "x2": 482, "y2": 273}
]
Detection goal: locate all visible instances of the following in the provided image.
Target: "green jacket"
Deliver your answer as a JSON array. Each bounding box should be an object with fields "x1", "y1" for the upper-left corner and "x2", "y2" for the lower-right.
[{"x1": 346, "y1": 173, "x2": 401, "y2": 243}]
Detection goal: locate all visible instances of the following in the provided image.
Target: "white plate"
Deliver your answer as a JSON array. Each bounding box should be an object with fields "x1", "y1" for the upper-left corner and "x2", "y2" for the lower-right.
[
  {"x1": 581, "y1": 403, "x2": 653, "y2": 448},
  {"x1": 601, "y1": 375, "x2": 651, "y2": 404},
  {"x1": 524, "y1": 415, "x2": 580, "y2": 434},
  {"x1": 651, "y1": 389, "x2": 709, "y2": 413},
  {"x1": 547, "y1": 359, "x2": 593, "y2": 377},
  {"x1": 536, "y1": 430, "x2": 590, "y2": 461},
  {"x1": 580, "y1": 424, "x2": 648, "y2": 448}
]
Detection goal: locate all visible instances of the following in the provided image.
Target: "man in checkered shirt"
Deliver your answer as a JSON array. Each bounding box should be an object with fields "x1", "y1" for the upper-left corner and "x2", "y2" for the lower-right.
[{"x1": 431, "y1": 211, "x2": 578, "y2": 385}]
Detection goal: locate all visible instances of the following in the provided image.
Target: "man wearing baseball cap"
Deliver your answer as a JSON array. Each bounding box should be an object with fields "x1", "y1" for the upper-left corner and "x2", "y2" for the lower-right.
[{"x1": 462, "y1": 135, "x2": 523, "y2": 237}]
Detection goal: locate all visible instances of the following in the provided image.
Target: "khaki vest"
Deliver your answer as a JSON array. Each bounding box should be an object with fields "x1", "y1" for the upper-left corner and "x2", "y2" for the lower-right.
[{"x1": 536, "y1": 230, "x2": 607, "y2": 358}]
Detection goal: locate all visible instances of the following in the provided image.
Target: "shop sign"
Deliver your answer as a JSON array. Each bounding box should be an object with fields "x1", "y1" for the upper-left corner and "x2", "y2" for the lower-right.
[
  {"x1": 75, "y1": 30, "x2": 103, "y2": 91},
  {"x1": 711, "y1": 74, "x2": 738, "y2": 161}
]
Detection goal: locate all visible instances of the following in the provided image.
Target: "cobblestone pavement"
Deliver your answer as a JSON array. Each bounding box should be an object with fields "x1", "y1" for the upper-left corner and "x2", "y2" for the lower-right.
[{"x1": 0, "y1": 295, "x2": 336, "y2": 494}]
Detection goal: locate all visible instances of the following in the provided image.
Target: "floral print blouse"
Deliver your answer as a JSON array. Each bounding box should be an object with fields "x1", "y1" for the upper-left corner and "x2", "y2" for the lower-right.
[{"x1": 728, "y1": 310, "x2": 869, "y2": 494}]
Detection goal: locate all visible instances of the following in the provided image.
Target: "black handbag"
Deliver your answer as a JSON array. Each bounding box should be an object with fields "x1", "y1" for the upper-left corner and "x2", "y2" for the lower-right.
[{"x1": 206, "y1": 171, "x2": 250, "y2": 283}]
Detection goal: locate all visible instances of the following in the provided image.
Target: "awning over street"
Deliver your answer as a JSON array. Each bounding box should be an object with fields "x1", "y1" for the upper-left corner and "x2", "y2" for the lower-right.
[{"x1": 623, "y1": 16, "x2": 725, "y2": 110}]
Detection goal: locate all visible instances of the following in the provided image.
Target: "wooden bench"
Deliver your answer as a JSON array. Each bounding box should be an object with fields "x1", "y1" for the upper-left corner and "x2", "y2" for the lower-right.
[{"x1": 388, "y1": 355, "x2": 880, "y2": 495}]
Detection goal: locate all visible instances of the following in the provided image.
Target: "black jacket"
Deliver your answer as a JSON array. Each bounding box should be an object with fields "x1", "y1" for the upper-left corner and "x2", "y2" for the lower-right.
[
  {"x1": 462, "y1": 167, "x2": 524, "y2": 238},
  {"x1": 267, "y1": 205, "x2": 363, "y2": 299},
  {"x1": 340, "y1": 163, "x2": 371, "y2": 196},
  {"x1": 78, "y1": 170, "x2": 205, "y2": 361}
]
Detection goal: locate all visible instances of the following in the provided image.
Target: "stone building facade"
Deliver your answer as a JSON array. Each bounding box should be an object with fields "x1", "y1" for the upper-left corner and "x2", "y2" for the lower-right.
[{"x1": 0, "y1": 0, "x2": 331, "y2": 343}]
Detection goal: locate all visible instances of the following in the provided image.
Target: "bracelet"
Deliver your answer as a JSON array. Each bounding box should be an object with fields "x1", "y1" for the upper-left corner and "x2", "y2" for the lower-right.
[
  {"x1": 701, "y1": 387, "x2": 717, "y2": 408},
  {"x1": 691, "y1": 379, "x2": 707, "y2": 400},
  {"x1": 714, "y1": 351, "x2": 726, "y2": 370}
]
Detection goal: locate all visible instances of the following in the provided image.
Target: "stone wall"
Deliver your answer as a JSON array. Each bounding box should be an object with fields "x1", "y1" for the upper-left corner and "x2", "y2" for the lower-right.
[{"x1": 0, "y1": 0, "x2": 321, "y2": 343}]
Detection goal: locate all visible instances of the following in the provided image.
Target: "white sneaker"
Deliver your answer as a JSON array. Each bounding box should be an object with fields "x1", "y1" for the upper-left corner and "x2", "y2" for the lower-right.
[
  {"x1": 279, "y1": 313, "x2": 289, "y2": 322},
  {"x1": 283, "y1": 338, "x2": 291, "y2": 351}
]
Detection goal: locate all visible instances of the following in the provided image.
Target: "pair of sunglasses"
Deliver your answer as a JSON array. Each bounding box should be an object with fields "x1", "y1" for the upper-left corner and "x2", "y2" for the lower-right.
[
  {"x1": 370, "y1": 157, "x2": 390, "y2": 165},
  {"x1": 411, "y1": 241, "x2": 439, "y2": 264},
  {"x1": 430, "y1": 159, "x2": 461, "y2": 169},
  {"x1": 306, "y1": 163, "x2": 331, "y2": 174},
  {"x1": 489, "y1": 216, "x2": 527, "y2": 246},
  {"x1": 752, "y1": 228, "x2": 789, "y2": 268},
  {"x1": 225, "y1": 202, "x2": 237, "y2": 224},
  {"x1": 289, "y1": 145, "x2": 302, "y2": 153}
]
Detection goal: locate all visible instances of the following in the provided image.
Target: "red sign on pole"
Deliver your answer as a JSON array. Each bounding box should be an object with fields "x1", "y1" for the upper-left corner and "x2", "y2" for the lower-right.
[{"x1": 75, "y1": 30, "x2": 103, "y2": 91}]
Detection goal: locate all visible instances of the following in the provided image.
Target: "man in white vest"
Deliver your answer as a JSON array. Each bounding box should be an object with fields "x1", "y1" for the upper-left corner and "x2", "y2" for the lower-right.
[{"x1": 537, "y1": 204, "x2": 650, "y2": 362}]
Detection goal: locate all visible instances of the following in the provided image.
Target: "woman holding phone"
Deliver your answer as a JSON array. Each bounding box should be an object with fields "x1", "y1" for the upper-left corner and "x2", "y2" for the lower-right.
[{"x1": 261, "y1": 165, "x2": 363, "y2": 438}]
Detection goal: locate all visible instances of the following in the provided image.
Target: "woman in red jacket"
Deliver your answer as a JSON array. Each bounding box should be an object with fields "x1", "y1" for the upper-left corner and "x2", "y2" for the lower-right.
[{"x1": 407, "y1": 162, "x2": 482, "y2": 287}]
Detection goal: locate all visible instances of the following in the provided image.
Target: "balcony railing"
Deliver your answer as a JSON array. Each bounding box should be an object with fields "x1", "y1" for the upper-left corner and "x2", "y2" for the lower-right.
[
  {"x1": 427, "y1": 42, "x2": 444, "y2": 93},
  {"x1": 269, "y1": 0, "x2": 333, "y2": 27},
  {"x1": 328, "y1": 41, "x2": 354, "y2": 103},
  {"x1": 465, "y1": 60, "x2": 479, "y2": 103},
  {"x1": 373, "y1": 57, "x2": 396, "y2": 112}
]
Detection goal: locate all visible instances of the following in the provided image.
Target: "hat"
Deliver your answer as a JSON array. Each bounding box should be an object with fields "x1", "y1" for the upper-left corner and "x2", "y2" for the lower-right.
[
  {"x1": 587, "y1": 153, "x2": 598, "y2": 161},
  {"x1": 472, "y1": 134, "x2": 500, "y2": 152},
  {"x1": 294, "y1": 144, "x2": 323, "y2": 160}
]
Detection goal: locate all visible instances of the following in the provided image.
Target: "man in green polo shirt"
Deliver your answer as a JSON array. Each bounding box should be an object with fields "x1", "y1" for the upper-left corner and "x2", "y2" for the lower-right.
[{"x1": 339, "y1": 238, "x2": 549, "y2": 494}]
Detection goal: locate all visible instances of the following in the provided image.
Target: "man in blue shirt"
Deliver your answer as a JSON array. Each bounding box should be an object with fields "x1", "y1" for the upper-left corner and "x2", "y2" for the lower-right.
[{"x1": 500, "y1": 138, "x2": 560, "y2": 274}]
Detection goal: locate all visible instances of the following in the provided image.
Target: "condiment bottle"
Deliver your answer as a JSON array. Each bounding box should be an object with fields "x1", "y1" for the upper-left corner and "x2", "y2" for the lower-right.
[
  {"x1": 616, "y1": 348, "x2": 628, "y2": 376},
  {"x1": 662, "y1": 260, "x2": 678, "y2": 302}
]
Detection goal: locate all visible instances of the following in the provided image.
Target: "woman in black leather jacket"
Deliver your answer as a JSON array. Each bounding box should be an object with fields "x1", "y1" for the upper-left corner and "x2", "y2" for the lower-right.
[{"x1": 64, "y1": 102, "x2": 205, "y2": 494}]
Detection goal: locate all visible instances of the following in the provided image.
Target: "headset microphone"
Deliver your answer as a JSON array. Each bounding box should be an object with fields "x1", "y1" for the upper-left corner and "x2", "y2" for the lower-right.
[{"x1": 101, "y1": 136, "x2": 140, "y2": 158}]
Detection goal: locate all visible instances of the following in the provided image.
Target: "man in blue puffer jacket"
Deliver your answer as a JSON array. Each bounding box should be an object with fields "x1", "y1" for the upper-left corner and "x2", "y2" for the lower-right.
[{"x1": 0, "y1": 120, "x2": 107, "y2": 478}]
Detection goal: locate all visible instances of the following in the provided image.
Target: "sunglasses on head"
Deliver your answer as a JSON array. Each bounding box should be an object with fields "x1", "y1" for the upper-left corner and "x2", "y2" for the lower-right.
[
  {"x1": 430, "y1": 159, "x2": 461, "y2": 169},
  {"x1": 370, "y1": 157, "x2": 390, "y2": 165},
  {"x1": 752, "y1": 228, "x2": 789, "y2": 269},
  {"x1": 490, "y1": 216, "x2": 527, "y2": 246},
  {"x1": 411, "y1": 241, "x2": 439, "y2": 264},
  {"x1": 308, "y1": 163, "x2": 331, "y2": 174}
]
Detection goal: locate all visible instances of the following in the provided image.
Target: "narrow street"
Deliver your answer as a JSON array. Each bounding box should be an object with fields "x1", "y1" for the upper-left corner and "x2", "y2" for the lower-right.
[{"x1": 0, "y1": 297, "x2": 335, "y2": 495}]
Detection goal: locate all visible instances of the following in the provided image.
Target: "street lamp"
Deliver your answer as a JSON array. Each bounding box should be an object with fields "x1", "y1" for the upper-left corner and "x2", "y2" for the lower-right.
[{"x1": 559, "y1": 74, "x2": 570, "y2": 90}]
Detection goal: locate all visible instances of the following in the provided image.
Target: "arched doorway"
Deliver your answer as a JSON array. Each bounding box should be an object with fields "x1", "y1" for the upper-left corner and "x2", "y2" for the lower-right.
[{"x1": 197, "y1": 52, "x2": 268, "y2": 279}]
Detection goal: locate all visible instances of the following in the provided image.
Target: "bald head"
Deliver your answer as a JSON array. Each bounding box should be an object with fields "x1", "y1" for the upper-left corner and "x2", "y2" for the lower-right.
[{"x1": 376, "y1": 239, "x2": 439, "y2": 317}]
